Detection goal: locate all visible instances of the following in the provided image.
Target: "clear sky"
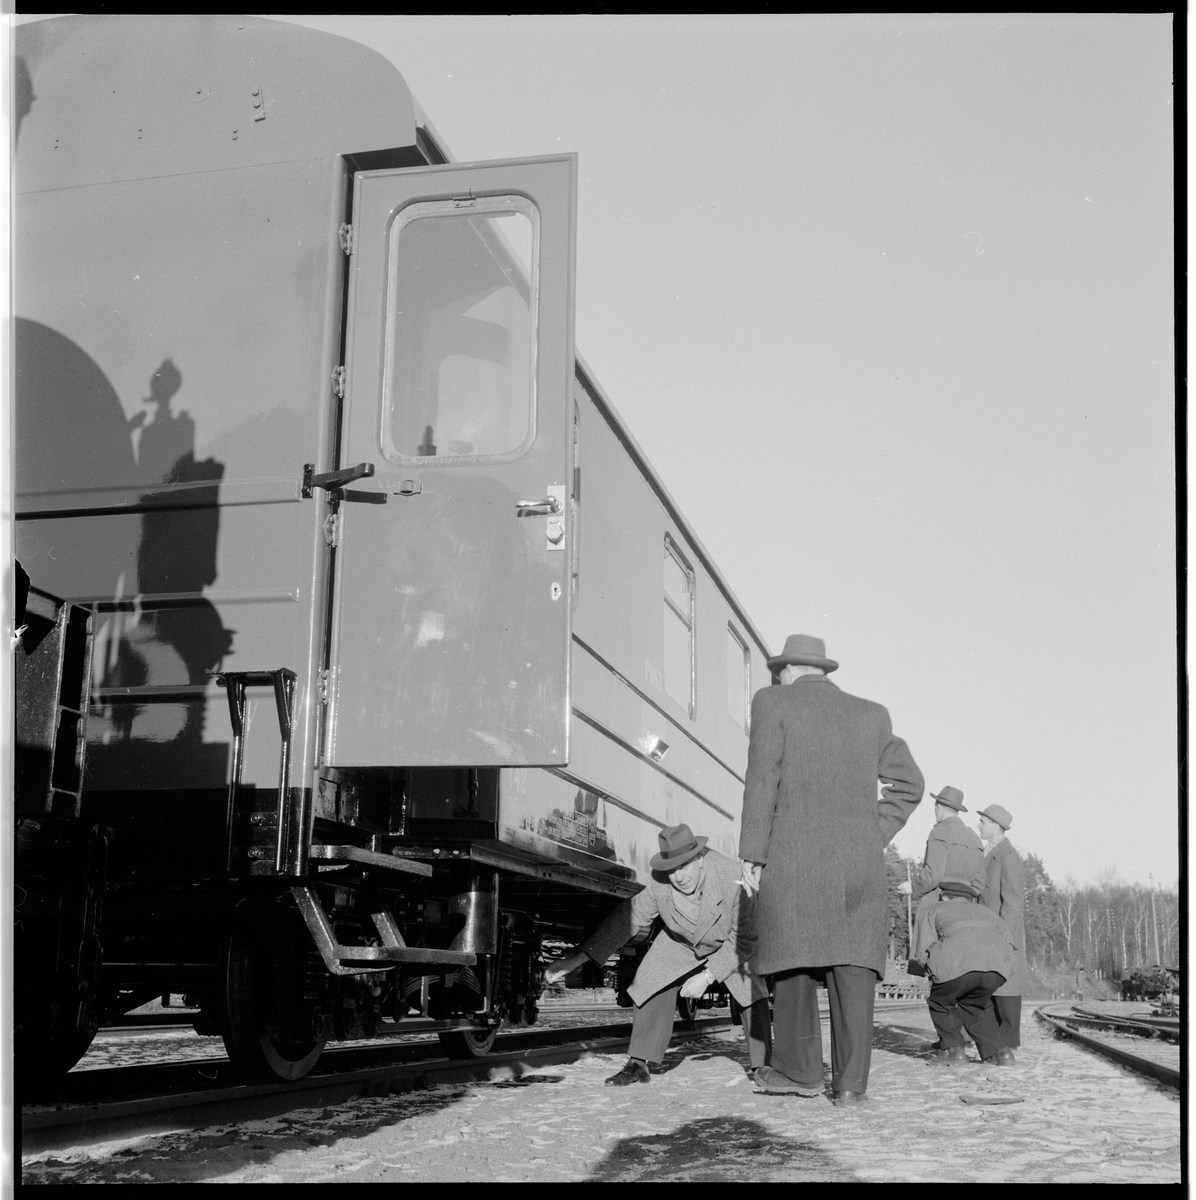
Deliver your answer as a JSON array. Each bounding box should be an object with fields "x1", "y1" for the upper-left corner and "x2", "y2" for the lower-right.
[{"x1": 280, "y1": 15, "x2": 1177, "y2": 889}]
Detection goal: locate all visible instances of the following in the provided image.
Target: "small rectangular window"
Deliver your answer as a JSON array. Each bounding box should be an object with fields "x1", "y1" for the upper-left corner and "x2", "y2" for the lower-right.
[
  {"x1": 663, "y1": 536, "x2": 694, "y2": 716},
  {"x1": 727, "y1": 624, "x2": 750, "y2": 731},
  {"x1": 381, "y1": 197, "x2": 539, "y2": 464}
]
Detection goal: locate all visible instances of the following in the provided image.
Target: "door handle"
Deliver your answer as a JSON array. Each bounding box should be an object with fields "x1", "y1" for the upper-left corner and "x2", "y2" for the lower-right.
[
  {"x1": 302, "y1": 462, "x2": 375, "y2": 498},
  {"x1": 515, "y1": 496, "x2": 562, "y2": 516}
]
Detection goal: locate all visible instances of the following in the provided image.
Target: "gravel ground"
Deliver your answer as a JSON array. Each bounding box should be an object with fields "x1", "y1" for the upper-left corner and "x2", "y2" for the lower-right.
[{"x1": 21, "y1": 1004, "x2": 1180, "y2": 1183}]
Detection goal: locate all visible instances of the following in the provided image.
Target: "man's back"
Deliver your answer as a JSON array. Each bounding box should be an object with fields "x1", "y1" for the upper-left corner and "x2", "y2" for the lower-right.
[
  {"x1": 927, "y1": 898, "x2": 1014, "y2": 984},
  {"x1": 739, "y1": 674, "x2": 923, "y2": 976},
  {"x1": 913, "y1": 814, "x2": 986, "y2": 900}
]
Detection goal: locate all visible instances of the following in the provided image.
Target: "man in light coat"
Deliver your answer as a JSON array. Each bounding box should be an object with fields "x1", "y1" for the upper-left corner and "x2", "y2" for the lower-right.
[
  {"x1": 545, "y1": 824, "x2": 770, "y2": 1086},
  {"x1": 918, "y1": 883, "x2": 1017, "y2": 1067},
  {"x1": 977, "y1": 803, "x2": 1028, "y2": 1048},
  {"x1": 740, "y1": 634, "x2": 924, "y2": 1105}
]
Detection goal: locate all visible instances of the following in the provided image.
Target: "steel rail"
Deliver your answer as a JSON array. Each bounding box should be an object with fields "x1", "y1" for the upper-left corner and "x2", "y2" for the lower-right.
[
  {"x1": 22, "y1": 1016, "x2": 733, "y2": 1155},
  {"x1": 28, "y1": 999, "x2": 932, "y2": 1155},
  {"x1": 1035, "y1": 1005, "x2": 1180, "y2": 1090}
]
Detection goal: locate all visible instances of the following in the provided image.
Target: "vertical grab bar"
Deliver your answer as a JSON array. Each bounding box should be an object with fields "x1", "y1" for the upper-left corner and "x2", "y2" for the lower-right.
[{"x1": 216, "y1": 669, "x2": 299, "y2": 876}]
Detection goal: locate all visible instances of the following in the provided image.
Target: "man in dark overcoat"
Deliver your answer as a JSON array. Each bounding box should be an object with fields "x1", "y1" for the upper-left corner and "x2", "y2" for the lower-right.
[
  {"x1": 740, "y1": 634, "x2": 924, "y2": 1105},
  {"x1": 545, "y1": 824, "x2": 770, "y2": 1085},
  {"x1": 977, "y1": 803, "x2": 1028, "y2": 1048}
]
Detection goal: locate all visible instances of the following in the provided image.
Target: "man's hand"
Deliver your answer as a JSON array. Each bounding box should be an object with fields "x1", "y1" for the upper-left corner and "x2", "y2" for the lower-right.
[
  {"x1": 680, "y1": 969, "x2": 713, "y2": 1000},
  {"x1": 897, "y1": 880, "x2": 912, "y2": 896},
  {"x1": 543, "y1": 950, "x2": 589, "y2": 986},
  {"x1": 741, "y1": 861, "x2": 763, "y2": 896}
]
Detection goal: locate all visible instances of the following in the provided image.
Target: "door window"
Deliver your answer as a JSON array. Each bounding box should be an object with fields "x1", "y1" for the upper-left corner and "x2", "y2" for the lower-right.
[{"x1": 381, "y1": 197, "x2": 538, "y2": 464}]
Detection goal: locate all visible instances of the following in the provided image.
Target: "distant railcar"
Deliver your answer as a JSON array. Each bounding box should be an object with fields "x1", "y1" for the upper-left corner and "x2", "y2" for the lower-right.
[{"x1": 13, "y1": 14, "x2": 771, "y2": 1081}]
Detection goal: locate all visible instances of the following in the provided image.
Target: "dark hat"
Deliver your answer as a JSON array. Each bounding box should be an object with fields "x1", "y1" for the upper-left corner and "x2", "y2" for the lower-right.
[
  {"x1": 977, "y1": 804, "x2": 1012, "y2": 830},
  {"x1": 649, "y1": 823, "x2": 708, "y2": 872},
  {"x1": 931, "y1": 786, "x2": 967, "y2": 813},
  {"x1": 767, "y1": 634, "x2": 838, "y2": 674},
  {"x1": 940, "y1": 882, "x2": 982, "y2": 900}
]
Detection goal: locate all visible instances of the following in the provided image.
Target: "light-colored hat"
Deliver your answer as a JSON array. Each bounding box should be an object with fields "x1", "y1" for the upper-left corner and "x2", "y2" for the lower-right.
[
  {"x1": 649, "y1": 823, "x2": 708, "y2": 871},
  {"x1": 978, "y1": 804, "x2": 1012, "y2": 830},
  {"x1": 766, "y1": 634, "x2": 838, "y2": 674},
  {"x1": 931, "y1": 786, "x2": 967, "y2": 813}
]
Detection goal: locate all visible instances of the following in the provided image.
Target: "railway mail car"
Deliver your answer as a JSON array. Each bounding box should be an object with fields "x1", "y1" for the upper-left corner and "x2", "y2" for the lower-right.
[{"x1": 13, "y1": 14, "x2": 772, "y2": 1081}]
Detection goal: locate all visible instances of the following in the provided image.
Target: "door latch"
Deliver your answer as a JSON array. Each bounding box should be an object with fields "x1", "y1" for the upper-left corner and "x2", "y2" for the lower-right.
[{"x1": 302, "y1": 462, "x2": 375, "y2": 498}]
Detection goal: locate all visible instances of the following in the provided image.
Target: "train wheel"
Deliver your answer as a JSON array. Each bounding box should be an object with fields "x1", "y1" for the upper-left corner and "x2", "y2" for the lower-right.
[
  {"x1": 438, "y1": 1025, "x2": 500, "y2": 1058},
  {"x1": 675, "y1": 995, "x2": 698, "y2": 1029},
  {"x1": 217, "y1": 925, "x2": 326, "y2": 1082}
]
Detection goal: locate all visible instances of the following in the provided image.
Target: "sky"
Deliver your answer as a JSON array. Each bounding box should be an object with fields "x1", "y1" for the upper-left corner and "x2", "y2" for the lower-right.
[
  {"x1": 8, "y1": 15, "x2": 1177, "y2": 889},
  {"x1": 280, "y1": 15, "x2": 1177, "y2": 890}
]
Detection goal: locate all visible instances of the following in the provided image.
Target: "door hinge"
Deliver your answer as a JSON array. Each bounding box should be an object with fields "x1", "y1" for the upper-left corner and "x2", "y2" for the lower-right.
[
  {"x1": 339, "y1": 223, "x2": 354, "y2": 255},
  {"x1": 317, "y1": 669, "x2": 330, "y2": 705},
  {"x1": 323, "y1": 511, "x2": 340, "y2": 548},
  {"x1": 331, "y1": 365, "x2": 346, "y2": 399}
]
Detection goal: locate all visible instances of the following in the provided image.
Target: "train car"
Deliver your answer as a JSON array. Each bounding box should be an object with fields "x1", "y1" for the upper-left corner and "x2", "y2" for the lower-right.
[{"x1": 13, "y1": 14, "x2": 772, "y2": 1082}]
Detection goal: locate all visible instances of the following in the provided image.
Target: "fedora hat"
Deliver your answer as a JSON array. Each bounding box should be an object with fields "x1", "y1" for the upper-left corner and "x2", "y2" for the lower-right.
[
  {"x1": 767, "y1": 634, "x2": 838, "y2": 674},
  {"x1": 977, "y1": 804, "x2": 1012, "y2": 830},
  {"x1": 930, "y1": 786, "x2": 967, "y2": 813},
  {"x1": 649, "y1": 823, "x2": 708, "y2": 872}
]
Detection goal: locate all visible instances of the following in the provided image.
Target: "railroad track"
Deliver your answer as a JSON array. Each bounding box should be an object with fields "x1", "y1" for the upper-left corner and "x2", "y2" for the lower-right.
[
  {"x1": 1035, "y1": 1004, "x2": 1181, "y2": 1090},
  {"x1": 26, "y1": 998, "x2": 928, "y2": 1155},
  {"x1": 23, "y1": 1016, "x2": 735, "y2": 1155}
]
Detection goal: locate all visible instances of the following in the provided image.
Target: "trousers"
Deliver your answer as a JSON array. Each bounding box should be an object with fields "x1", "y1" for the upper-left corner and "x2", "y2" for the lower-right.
[
  {"x1": 993, "y1": 994, "x2": 1022, "y2": 1048},
  {"x1": 927, "y1": 970, "x2": 1005, "y2": 1060},
  {"x1": 770, "y1": 964, "x2": 877, "y2": 1094},
  {"x1": 628, "y1": 977, "x2": 771, "y2": 1068}
]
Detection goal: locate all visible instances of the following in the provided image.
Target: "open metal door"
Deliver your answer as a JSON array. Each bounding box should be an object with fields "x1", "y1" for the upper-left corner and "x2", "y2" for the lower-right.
[{"x1": 325, "y1": 155, "x2": 576, "y2": 767}]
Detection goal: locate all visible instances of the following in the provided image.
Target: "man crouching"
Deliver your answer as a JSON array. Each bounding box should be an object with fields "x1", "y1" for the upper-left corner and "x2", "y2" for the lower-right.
[{"x1": 544, "y1": 824, "x2": 772, "y2": 1086}]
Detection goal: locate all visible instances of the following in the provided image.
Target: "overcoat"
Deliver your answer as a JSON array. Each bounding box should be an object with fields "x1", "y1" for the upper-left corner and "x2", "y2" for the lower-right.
[
  {"x1": 923, "y1": 898, "x2": 1015, "y2": 985},
  {"x1": 981, "y1": 837, "x2": 1029, "y2": 995},
  {"x1": 911, "y1": 815, "x2": 986, "y2": 900},
  {"x1": 579, "y1": 849, "x2": 768, "y2": 1007},
  {"x1": 738, "y1": 675, "x2": 924, "y2": 978}
]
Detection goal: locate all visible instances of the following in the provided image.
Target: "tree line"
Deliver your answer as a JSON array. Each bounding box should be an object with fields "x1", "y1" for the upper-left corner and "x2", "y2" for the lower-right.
[{"x1": 883, "y1": 845, "x2": 1179, "y2": 978}]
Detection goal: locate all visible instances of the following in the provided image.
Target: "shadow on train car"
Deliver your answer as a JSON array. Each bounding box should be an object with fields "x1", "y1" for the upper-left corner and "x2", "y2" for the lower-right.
[{"x1": 13, "y1": 15, "x2": 768, "y2": 1088}]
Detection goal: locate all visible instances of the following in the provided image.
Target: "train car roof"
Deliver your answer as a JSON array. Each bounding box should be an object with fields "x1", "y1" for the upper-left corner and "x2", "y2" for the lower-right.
[{"x1": 13, "y1": 15, "x2": 419, "y2": 193}]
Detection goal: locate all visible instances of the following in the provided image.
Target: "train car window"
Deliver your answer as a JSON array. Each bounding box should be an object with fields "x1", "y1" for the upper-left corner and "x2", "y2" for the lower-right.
[
  {"x1": 571, "y1": 402, "x2": 581, "y2": 607},
  {"x1": 727, "y1": 624, "x2": 750, "y2": 732},
  {"x1": 381, "y1": 197, "x2": 539, "y2": 464},
  {"x1": 663, "y1": 536, "x2": 695, "y2": 717}
]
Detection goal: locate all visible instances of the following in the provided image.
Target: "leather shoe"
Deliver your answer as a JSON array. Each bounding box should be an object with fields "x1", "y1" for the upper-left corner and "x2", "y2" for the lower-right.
[
  {"x1": 605, "y1": 1058, "x2": 650, "y2": 1086},
  {"x1": 753, "y1": 1066, "x2": 823, "y2": 1097},
  {"x1": 984, "y1": 1048, "x2": 1016, "y2": 1067},
  {"x1": 832, "y1": 1090, "x2": 868, "y2": 1106},
  {"x1": 927, "y1": 1045, "x2": 969, "y2": 1066}
]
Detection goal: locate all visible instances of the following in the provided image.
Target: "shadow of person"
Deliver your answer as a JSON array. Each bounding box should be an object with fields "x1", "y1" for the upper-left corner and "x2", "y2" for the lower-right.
[
  {"x1": 94, "y1": 358, "x2": 233, "y2": 792},
  {"x1": 132, "y1": 359, "x2": 192, "y2": 486},
  {"x1": 588, "y1": 1116, "x2": 853, "y2": 1182}
]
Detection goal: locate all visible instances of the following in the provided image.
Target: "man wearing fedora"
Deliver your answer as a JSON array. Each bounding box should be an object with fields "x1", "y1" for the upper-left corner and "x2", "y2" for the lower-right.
[
  {"x1": 739, "y1": 634, "x2": 924, "y2": 1105},
  {"x1": 977, "y1": 804, "x2": 1028, "y2": 1049},
  {"x1": 906, "y1": 787, "x2": 988, "y2": 903},
  {"x1": 544, "y1": 824, "x2": 771, "y2": 1086},
  {"x1": 899, "y1": 788, "x2": 988, "y2": 1049}
]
